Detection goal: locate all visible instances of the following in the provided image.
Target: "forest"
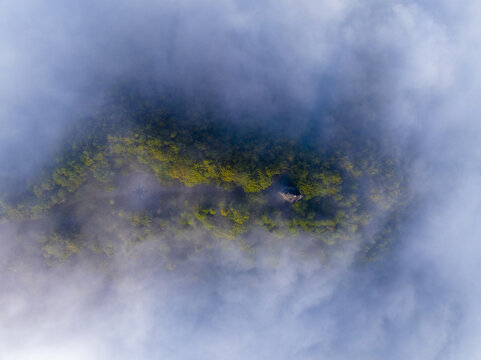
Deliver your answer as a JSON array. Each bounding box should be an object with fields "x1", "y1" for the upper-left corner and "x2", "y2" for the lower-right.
[{"x1": 0, "y1": 86, "x2": 407, "y2": 266}]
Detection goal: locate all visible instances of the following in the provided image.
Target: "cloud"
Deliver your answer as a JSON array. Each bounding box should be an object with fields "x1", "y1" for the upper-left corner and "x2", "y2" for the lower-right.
[{"x1": 1, "y1": 0, "x2": 481, "y2": 359}]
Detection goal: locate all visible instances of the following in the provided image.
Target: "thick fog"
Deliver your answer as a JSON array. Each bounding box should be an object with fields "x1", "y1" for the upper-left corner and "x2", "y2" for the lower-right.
[{"x1": 1, "y1": 0, "x2": 481, "y2": 359}]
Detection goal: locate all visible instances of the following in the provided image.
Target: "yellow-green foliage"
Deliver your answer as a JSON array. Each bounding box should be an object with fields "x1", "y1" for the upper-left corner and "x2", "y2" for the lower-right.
[
  {"x1": 0, "y1": 90, "x2": 406, "y2": 262},
  {"x1": 52, "y1": 162, "x2": 86, "y2": 192},
  {"x1": 42, "y1": 232, "x2": 82, "y2": 262},
  {"x1": 220, "y1": 206, "x2": 250, "y2": 225},
  {"x1": 131, "y1": 212, "x2": 153, "y2": 227},
  {"x1": 294, "y1": 167, "x2": 342, "y2": 200}
]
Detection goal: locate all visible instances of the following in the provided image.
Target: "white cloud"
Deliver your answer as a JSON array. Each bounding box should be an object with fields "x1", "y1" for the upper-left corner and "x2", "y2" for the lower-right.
[{"x1": 1, "y1": 0, "x2": 481, "y2": 359}]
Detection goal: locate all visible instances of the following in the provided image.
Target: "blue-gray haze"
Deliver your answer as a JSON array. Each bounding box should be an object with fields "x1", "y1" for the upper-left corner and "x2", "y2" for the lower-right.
[{"x1": 1, "y1": 1, "x2": 480, "y2": 359}]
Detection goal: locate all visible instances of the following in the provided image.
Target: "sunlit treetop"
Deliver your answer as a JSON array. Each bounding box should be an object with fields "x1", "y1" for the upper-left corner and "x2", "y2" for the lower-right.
[{"x1": 0, "y1": 87, "x2": 407, "y2": 266}]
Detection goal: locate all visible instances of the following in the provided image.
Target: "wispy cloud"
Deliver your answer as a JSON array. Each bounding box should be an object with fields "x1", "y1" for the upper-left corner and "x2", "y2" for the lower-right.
[{"x1": 1, "y1": 1, "x2": 481, "y2": 359}]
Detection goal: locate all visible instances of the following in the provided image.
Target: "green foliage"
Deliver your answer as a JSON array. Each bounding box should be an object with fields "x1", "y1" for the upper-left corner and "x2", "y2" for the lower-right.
[
  {"x1": 131, "y1": 212, "x2": 153, "y2": 228},
  {"x1": 2, "y1": 88, "x2": 407, "y2": 265},
  {"x1": 291, "y1": 161, "x2": 343, "y2": 200},
  {"x1": 52, "y1": 162, "x2": 86, "y2": 193},
  {"x1": 220, "y1": 206, "x2": 250, "y2": 225},
  {"x1": 42, "y1": 232, "x2": 82, "y2": 263}
]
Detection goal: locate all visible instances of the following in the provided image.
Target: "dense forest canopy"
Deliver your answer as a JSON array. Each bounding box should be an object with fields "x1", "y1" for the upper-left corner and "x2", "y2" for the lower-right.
[{"x1": 0, "y1": 86, "x2": 406, "y2": 266}]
